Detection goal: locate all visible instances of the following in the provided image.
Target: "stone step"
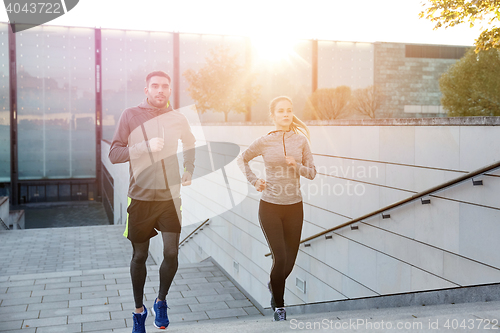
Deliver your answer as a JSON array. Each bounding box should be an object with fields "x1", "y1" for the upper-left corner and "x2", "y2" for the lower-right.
[
  {"x1": 0, "y1": 261, "x2": 262, "y2": 332},
  {"x1": 0, "y1": 225, "x2": 154, "y2": 276},
  {"x1": 147, "y1": 300, "x2": 500, "y2": 333}
]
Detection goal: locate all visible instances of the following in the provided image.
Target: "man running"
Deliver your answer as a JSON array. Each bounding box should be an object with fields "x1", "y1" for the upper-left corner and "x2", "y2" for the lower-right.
[{"x1": 109, "y1": 70, "x2": 195, "y2": 332}]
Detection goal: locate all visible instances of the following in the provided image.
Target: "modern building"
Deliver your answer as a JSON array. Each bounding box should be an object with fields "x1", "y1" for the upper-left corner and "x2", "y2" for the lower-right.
[
  {"x1": 0, "y1": 22, "x2": 469, "y2": 207},
  {"x1": 2, "y1": 22, "x2": 499, "y2": 319}
]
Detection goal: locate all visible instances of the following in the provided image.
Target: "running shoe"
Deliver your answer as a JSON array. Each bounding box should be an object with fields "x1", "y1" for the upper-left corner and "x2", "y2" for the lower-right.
[
  {"x1": 151, "y1": 298, "x2": 169, "y2": 329},
  {"x1": 267, "y1": 281, "x2": 276, "y2": 311},
  {"x1": 132, "y1": 306, "x2": 147, "y2": 333},
  {"x1": 273, "y1": 307, "x2": 286, "y2": 321}
]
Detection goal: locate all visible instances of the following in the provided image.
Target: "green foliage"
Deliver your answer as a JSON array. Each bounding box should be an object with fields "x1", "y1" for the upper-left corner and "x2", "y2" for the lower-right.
[
  {"x1": 183, "y1": 47, "x2": 261, "y2": 122},
  {"x1": 305, "y1": 86, "x2": 352, "y2": 120},
  {"x1": 440, "y1": 48, "x2": 500, "y2": 116},
  {"x1": 420, "y1": 0, "x2": 500, "y2": 51}
]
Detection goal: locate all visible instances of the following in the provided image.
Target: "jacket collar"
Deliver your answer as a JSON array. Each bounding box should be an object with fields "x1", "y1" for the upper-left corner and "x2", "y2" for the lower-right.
[
  {"x1": 138, "y1": 99, "x2": 174, "y2": 114},
  {"x1": 267, "y1": 129, "x2": 294, "y2": 136}
]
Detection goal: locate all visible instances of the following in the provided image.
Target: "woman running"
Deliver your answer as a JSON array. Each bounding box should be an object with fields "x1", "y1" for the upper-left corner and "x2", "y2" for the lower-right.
[{"x1": 238, "y1": 96, "x2": 316, "y2": 321}]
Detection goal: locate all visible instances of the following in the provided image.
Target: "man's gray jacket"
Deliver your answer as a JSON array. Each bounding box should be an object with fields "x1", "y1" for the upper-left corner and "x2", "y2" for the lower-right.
[{"x1": 109, "y1": 99, "x2": 195, "y2": 201}]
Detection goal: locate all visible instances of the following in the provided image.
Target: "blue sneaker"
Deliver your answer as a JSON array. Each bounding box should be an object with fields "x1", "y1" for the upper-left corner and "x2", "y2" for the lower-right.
[
  {"x1": 151, "y1": 298, "x2": 169, "y2": 329},
  {"x1": 132, "y1": 306, "x2": 147, "y2": 333}
]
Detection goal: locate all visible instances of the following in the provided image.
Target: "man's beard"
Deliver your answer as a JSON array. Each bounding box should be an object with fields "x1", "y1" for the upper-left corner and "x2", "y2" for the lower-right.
[{"x1": 149, "y1": 95, "x2": 168, "y2": 108}]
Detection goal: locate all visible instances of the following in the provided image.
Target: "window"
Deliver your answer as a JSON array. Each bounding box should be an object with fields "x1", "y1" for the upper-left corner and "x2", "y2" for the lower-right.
[{"x1": 405, "y1": 45, "x2": 468, "y2": 59}]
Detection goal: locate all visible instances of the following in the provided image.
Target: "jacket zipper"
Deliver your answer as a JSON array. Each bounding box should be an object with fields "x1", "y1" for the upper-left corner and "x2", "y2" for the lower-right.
[{"x1": 282, "y1": 132, "x2": 287, "y2": 156}]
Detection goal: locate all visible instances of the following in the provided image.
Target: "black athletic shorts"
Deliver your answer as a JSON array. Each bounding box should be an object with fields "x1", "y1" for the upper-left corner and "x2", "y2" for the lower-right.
[{"x1": 124, "y1": 198, "x2": 182, "y2": 243}]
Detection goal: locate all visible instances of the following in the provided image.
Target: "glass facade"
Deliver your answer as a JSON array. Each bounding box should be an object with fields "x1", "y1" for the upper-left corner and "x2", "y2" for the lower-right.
[
  {"x1": 0, "y1": 23, "x2": 395, "y2": 198},
  {"x1": 101, "y1": 29, "x2": 174, "y2": 141},
  {"x1": 16, "y1": 25, "x2": 95, "y2": 180},
  {"x1": 179, "y1": 33, "x2": 246, "y2": 122},
  {"x1": 318, "y1": 41, "x2": 374, "y2": 90},
  {"x1": 0, "y1": 23, "x2": 9, "y2": 182}
]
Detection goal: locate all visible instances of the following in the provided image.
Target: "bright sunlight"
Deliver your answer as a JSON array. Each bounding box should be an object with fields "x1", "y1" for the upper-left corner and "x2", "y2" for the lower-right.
[{"x1": 250, "y1": 35, "x2": 297, "y2": 63}]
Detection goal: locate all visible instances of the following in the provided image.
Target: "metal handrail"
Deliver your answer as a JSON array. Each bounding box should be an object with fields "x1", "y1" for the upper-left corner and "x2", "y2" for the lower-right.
[
  {"x1": 265, "y1": 160, "x2": 500, "y2": 257},
  {"x1": 179, "y1": 218, "x2": 210, "y2": 248}
]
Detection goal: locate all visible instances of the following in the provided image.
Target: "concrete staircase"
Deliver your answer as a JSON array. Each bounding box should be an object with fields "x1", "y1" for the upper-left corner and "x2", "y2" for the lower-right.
[
  {"x1": 171, "y1": 301, "x2": 500, "y2": 333},
  {"x1": 0, "y1": 225, "x2": 261, "y2": 332},
  {"x1": 1, "y1": 225, "x2": 499, "y2": 332}
]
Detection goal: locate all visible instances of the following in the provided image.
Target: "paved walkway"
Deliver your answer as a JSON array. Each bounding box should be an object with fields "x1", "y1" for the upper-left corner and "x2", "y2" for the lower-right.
[
  {"x1": 171, "y1": 300, "x2": 500, "y2": 332},
  {"x1": 2, "y1": 225, "x2": 500, "y2": 332},
  {"x1": 0, "y1": 225, "x2": 261, "y2": 332},
  {"x1": 0, "y1": 225, "x2": 155, "y2": 276}
]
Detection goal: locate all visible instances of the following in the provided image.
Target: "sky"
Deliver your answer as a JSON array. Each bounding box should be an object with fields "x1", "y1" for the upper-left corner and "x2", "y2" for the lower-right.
[{"x1": 0, "y1": 0, "x2": 485, "y2": 46}]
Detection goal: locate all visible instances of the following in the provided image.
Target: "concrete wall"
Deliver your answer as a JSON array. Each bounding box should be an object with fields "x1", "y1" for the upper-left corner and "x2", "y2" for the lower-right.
[
  {"x1": 9, "y1": 210, "x2": 24, "y2": 229},
  {"x1": 101, "y1": 141, "x2": 129, "y2": 226},
  {"x1": 0, "y1": 197, "x2": 9, "y2": 229},
  {"x1": 0, "y1": 197, "x2": 25, "y2": 229},
  {"x1": 176, "y1": 118, "x2": 500, "y2": 309}
]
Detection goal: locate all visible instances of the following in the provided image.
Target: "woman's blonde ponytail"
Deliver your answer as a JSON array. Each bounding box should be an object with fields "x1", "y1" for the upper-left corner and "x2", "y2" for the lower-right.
[{"x1": 290, "y1": 114, "x2": 310, "y2": 141}]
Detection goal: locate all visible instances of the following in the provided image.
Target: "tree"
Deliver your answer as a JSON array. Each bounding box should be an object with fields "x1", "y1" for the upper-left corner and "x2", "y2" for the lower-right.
[
  {"x1": 351, "y1": 85, "x2": 385, "y2": 118},
  {"x1": 440, "y1": 47, "x2": 500, "y2": 116},
  {"x1": 420, "y1": 0, "x2": 500, "y2": 51},
  {"x1": 183, "y1": 47, "x2": 260, "y2": 122},
  {"x1": 305, "y1": 86, "x2": 351, "y2": 120}
]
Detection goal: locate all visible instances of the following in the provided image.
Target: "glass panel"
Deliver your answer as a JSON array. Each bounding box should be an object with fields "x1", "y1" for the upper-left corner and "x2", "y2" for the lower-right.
[
  {"x1": 71, "y1": 183, "x2": 87, "y2": 201},
  {"x1": 46, "y1": 184, "x2": 58, "y2": 201},
  {"x1": 179, "y1": 33, "x2": 246, "y2": 122},
  {"x1": 17, "y1": 25, "x2": 96, "y2": 180},
  {"x1": 101, "y1": 29, "x2": 174, "y2": 141},
  {"x1": 20, "y1": 185, "x2": 27, "y2": 203},
  {"x1": 29, "y1": 185, "x2": 45, "y2": 202},
  {"x1": 88, "y1": 182, "x2": 95, "y2": 200},
  {"x1": 318, "y1": 41, "x2": 374, "y2": 90},
  {"x1": 0, "y1": 23, "x2": 10, "y2": 182},
  {"x1": 59, "y1": 183, "x2": 70, "y2": 200}
]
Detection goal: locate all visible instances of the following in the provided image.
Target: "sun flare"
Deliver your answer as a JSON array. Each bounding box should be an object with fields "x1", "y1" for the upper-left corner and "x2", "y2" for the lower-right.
[{"x1": 250, "y1": 35, "x2": 297, "y2": 63}]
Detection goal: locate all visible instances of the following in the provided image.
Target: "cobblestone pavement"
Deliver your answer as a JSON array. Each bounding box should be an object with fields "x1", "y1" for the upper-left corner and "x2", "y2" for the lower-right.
[
  {"x1": 0, "y1": 225, "x2": 155, "y2": 276},
  {"x1": 0, "y1": 225, "x2": 262, "y2": 332}
]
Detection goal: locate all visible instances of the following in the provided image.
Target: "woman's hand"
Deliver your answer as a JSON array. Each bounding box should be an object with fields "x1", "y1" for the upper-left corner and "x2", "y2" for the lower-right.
[
  {"x1": 254, "y1": 179, "x2": 267, "y2": 192},
  {"x1": 285, "y1": 156, "x2": 297, "y2": 168}
]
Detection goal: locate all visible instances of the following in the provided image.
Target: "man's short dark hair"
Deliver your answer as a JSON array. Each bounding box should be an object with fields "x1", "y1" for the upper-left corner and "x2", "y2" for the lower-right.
[{"x1": 146, "y1": 70, "x2": 171, "y2": 87}]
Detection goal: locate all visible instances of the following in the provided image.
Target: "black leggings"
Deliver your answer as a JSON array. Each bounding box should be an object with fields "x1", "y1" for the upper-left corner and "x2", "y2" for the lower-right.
[
  {"x1": 130, "y1": 232, "x2": 180, "y2": 309},
  {"x1": 258, "y1": 200, "x2": 303, "y2": 308}
]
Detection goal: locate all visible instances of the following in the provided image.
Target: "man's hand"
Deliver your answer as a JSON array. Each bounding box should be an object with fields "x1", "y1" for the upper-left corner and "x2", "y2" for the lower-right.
[
  {"x1": 181, "y1": 171, "x2": 192, "y2": 186},
  {"x1": 254, "y1": 179, "x2": 266, "y2": 192},
  {"x1": 149, "y1": 138, "x2": 164, "y2": 153}
]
